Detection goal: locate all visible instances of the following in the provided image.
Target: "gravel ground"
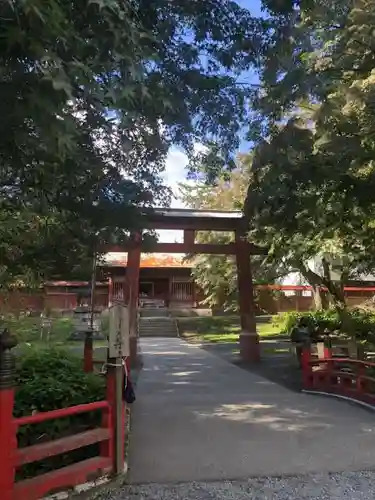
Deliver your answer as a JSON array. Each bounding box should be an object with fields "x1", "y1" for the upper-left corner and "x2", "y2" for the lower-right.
[{"x1": 95, "y1": 471, "x2": 375, "y2": 500}]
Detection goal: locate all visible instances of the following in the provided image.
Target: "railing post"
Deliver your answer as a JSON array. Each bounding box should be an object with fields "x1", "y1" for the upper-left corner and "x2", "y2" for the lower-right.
[
  {"x1": 0, "y1": 329, "x2": 18, "y2": 500},
  {"x1": 324, "y1": 337, "x2": 333, "y2": 389},
  {"x1": 101, "y1": 355, "x2": 115, "y2": 467},
  {"x1": 104, "y1": 357, "x2": 124, "y2": 475},
  {"x1": 301, "y1": 345, "x2": 312, "y2": 389},
  {"x1": 357, "y1": 362, "x2": 365, "y2": 395},
  {"x1": 323, "y1": 336, "x2": 332, "y2": 360},
  {"x1": 84, "y1": 330, "x2": 94, "y2": 373}
]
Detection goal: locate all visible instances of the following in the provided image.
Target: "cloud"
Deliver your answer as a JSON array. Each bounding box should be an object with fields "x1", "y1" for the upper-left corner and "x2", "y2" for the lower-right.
[
  {"x1": 162, "y1": 148, "x2": 189, "y2": 209},
  {"x1": 158, "y1": 146, "x2": 198, "y2": 242}
]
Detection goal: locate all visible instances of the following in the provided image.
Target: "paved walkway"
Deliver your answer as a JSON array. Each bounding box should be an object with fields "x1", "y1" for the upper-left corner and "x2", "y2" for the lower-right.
[{"x1": 125, "y1": 338, "x2": 375, "y2": 485}]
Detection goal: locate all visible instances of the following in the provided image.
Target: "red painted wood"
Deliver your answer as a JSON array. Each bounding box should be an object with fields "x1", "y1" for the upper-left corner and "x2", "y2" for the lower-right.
[
  {"x1": 14, "y1": 401, "x2": 109, "y2": 427},
  {"x1": 140, "y1": 216, "x2": 243, "y2": 232},
  {"x1": 119, "y1": 400, "x2": 125, "y2": 472},
  {"x1": 13, "y1": 456, "x2": 112, "y2": 500},
  {"x1": 311, "y1": 357, "x2": 375, "y2": 368},
  {"x1": 84, "y1": 336, "x2": 94, "y2": 373},
  {"x1": 303, "y1": 351, "x2": 375, "y2": 407},
  {"x1": 301, "y1": 348, "x2": 313, "y2": 389},
  {"x1": 127, "y1": 232, "x2": 141, "y2": 365},
  {"x1": 101, "y1": 366, "x2": 115, "y2": 468},
  {"x1": 183, "y1": 230, "x2": 195, "y2": 245},
  {"x1": 235, "y1": 231, "x2": 260, "y2": 362},
  {"x1": 324, "y1": 346, "x2": 332, "y2": 359},
  {"x1": 257, "y1": 285, "x2": 375, "y2": 292},
  {"x1": 16, "y1": 428, "x2": 111, "y2": 466},
  {"x1": 107, "y1": 242, "x2": 263, "y2": 255},
  {"x1": 0, "y1": 388, "x2": 16, "y2": 500},
  {"x1": 356, "y1": 363, "x2": 365, "y2": 394}
]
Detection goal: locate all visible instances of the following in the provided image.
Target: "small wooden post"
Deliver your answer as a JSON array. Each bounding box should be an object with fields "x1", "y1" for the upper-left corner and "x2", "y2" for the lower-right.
[
  {"x1": 105, "y1": 357, "x2": 124, "y2": 475},
  {"x1": 101, "y1": 353, "x2": 114, "y2": 464},
  {"x1": 126, "y1": 232, "x2": 141, "y2": 367},
  {"x1": 108, "y1": 304, "x2": 129, "y2": 475},
  {"x1": 0, "y1": 329, "x2": 18, "y2": 500},
  {"x1": 356, "y1": 362, "x2": 365, "y2": 395},
  {"x1": 324, "y1": 339, "x2": 332, "y2": 360}
]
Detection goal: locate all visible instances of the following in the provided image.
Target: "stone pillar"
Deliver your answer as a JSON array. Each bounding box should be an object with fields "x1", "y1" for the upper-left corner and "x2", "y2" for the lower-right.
[
  {"x1": 0, "y1": 329, "x2": 17, "y2": 500},
  {"x1": 235, "y1": 230, "x2": 260, "y2": 363},
  {"x1": 126, "y1": 232, "x2": 141, "y2": 367}
]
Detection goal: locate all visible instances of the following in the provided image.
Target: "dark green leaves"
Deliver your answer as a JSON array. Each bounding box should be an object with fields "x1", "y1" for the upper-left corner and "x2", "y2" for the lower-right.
[{"x1": 1, "y1": 0, "x2": 263, "y2": 288}]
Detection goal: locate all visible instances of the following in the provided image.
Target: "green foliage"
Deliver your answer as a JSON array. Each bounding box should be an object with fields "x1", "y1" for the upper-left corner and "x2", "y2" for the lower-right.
[
  {"x1": 241, "y1": 0, "x2": 375, "y2": 309},
  {"x1": 15, "y1": 346, "x2": 104, "y2": 417},
  {"x1": 1, "y1": 0, "x2": 262, "y2": 288},
  {"x1": 15, "y1": 347, "x2": 105, "y2": 478},
  {"x1": 180, "y1": 161, "x2": 289, "y2": 310},
  {"x1": 1, "y1": 315, "x2": 74, "y2": 344},
  {"x1": 275, "y1": 309, "x2": 375, "y2": 342},
  {"x1": 274, "y1": 310, "x2": 340, "y2": 335}
]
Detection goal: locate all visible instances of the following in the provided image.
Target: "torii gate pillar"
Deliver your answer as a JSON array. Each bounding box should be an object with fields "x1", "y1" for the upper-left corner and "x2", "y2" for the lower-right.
[{"x1": 235, "y1": 230, "x2": 260, "y2": 362}]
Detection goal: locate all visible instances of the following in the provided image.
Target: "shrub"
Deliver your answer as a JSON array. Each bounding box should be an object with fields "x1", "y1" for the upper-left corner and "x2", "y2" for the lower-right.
[
  {"x1": 275, "y1": 309, "x2": 375, "y2": 342},
  {"x1": 15, "y1": 346, "x2": 106, "y2": 478}
]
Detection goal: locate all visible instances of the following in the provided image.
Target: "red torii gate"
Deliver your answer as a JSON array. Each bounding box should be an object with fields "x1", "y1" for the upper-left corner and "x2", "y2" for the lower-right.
[{"x1": 107, "y1": 208, "x2": 267, "y2": 364}]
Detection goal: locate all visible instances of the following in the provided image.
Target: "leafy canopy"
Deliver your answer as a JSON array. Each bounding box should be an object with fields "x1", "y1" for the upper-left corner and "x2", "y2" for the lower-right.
[
  {"x1": 180, "y1": 158, "x2": 284, "y2": 310},
  {"x1": 242, "y1": 0, "x2": 375, "y2": 309},
  {"x1": 1, "y1": 0, "x2": 262, "y2": 288}
]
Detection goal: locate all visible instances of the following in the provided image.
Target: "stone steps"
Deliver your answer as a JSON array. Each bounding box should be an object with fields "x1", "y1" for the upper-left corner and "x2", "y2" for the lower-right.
[
  {"x1": 139, "y1": 307, "x2": 169, "y2": 318},
  {"x1": 138, "y1": 318, "x2": 178, "y2": 338}
]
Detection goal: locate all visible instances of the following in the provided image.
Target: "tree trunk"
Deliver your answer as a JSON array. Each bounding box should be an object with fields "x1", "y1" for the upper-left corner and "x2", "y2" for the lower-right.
[
  {"x1": 321, "y1": 258, "x2": 346, "y2": 311},
  {"x1": 295, "y1": 259, "x2": 346, "y2": 311},
  {"x1": 311, "y1": 284, "x2": 326, "y2": 310}
]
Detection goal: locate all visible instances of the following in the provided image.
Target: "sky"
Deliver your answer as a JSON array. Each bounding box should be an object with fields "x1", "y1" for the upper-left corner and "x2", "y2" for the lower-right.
[{"x1": 158, "y1": 0, "x2": 263, "y2": 243}]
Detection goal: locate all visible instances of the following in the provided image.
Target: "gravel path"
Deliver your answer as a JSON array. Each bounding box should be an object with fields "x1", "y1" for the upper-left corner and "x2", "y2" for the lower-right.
[{"x1": 99, "y1": 471, "x2": 375, "y2": 499}]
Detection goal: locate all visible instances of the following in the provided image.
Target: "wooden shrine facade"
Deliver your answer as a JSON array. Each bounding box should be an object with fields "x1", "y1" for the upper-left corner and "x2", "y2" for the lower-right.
[{"x1": 106, "y1": 208, "x2": 266, "y2": 364}]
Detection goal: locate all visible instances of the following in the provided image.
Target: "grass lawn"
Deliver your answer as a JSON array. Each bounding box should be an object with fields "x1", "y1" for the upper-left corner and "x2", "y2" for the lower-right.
[
  {"x1": 1, "y1": 315, "x2": 74, "y2": 344},
  {"x1": 178, "y1": 315, "x2": 284, "y2": 344},
  {"x1": 1, "y1": 314, "x2": 108, "y2": 355}
]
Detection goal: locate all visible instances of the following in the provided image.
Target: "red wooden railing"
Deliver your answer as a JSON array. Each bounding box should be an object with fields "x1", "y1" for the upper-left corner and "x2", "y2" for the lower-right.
[
  {"x1": 13, "y1": 400, "x2": 114, "y2": 500},
  {"x1": 0, "y1": 328, "x2": 126, "y2": 500},
  {"x1": 301, "y1": 346, "x2": 375, "y2": 407}
]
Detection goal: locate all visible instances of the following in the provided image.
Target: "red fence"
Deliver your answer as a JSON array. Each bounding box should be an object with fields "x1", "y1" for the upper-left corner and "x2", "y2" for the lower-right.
[
  {"x1": 0, "y1": 330, "x2": 126, "y2": 500},
  {"x1": 301, "y1": 346, "x2": 375, "y2": 407}
]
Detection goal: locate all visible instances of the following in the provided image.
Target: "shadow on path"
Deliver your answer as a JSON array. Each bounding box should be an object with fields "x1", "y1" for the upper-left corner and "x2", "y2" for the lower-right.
[
  {"x1": 128, "y1": 338, "x2": 375, "y2": 484},
  {"x1": 197, "y1": 338, "x2": 302, "y2": 392}
]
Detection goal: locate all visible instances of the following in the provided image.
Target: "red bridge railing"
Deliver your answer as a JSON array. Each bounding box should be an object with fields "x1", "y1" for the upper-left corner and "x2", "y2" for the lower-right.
[
  {"x1": 0, "y1": 329, "x2": 125, "y2": 500},
  {"x1": 13, "y1": 401, "x2": 114, "y2": 500},
  {"x1": 301, "y1": 346, "x2": 375, "y2": 407}
]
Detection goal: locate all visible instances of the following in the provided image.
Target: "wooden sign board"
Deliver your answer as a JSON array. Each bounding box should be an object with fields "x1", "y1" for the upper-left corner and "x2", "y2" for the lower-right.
[{"x1": 108, "y1": 304, "x2": 130, "y2": 358}]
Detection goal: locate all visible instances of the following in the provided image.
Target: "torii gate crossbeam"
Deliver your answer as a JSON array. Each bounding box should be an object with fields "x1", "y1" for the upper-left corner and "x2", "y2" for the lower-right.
[{"x1": 106, "y1": 209, "x2": 266, "y2": 365}]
